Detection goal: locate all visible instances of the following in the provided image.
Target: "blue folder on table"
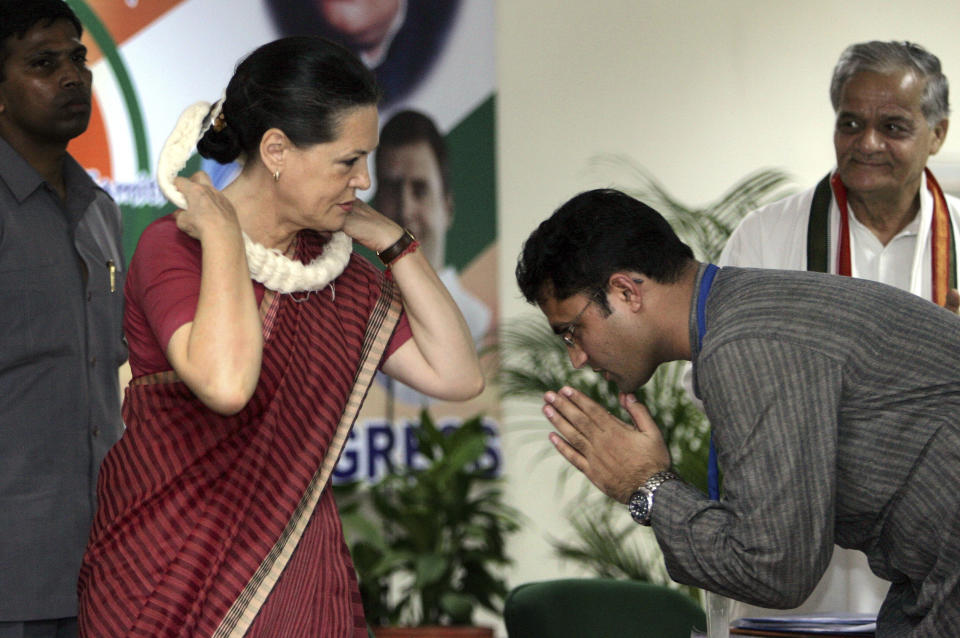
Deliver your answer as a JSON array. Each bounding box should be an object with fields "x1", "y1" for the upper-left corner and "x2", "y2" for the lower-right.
[{"x1": 730, "y1": 613, "x2": 876, "y2": 636}]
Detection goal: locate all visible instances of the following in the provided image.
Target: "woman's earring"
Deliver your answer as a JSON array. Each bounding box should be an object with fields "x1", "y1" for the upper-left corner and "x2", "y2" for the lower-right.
[{"x1": 273, "y1": 170, "x2": 281, "y2": 182}]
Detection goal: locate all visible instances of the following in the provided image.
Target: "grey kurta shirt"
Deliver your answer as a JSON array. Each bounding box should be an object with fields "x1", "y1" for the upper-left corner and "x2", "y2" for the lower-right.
[
  {"x1": 653, "y1": 265, "x2": 960, "y2": 638},
  {"x1": 0, "y1": 138, "x2": 125, "y2": 620}
]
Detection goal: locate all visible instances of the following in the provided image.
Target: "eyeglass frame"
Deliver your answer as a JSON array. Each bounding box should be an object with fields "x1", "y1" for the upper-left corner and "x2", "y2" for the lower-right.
[
  {"x1": 560, "y1": 290, "x2": 602, "y2": 348},
  {"x1": 558, "y1": 278, "x2": 643, "y2": 348}
]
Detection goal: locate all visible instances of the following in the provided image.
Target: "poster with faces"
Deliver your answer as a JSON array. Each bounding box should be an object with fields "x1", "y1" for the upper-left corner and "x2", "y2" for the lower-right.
[{"x1": 71, "y1": 0, "x2": 500, "y2": 481}]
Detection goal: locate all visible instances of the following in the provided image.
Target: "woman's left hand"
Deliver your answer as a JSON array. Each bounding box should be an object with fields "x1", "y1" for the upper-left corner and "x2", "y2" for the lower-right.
[
  {"x1": 348, "y1": 200, "x2": 483, "y2": 403},
  {"x1": 341, "y1": 199, "x2": 406, "y2": 253}
]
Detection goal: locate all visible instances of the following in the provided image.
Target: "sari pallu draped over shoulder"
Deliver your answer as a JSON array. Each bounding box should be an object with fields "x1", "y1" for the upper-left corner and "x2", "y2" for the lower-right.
[{"x1": 79, "y1": 244, "x2": 402, "y2": 638}]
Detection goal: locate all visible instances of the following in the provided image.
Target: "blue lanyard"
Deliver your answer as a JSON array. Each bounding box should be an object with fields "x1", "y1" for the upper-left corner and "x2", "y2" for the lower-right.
[{"x1": 696, "y1": 264, "x2": 721, "y2": 501}]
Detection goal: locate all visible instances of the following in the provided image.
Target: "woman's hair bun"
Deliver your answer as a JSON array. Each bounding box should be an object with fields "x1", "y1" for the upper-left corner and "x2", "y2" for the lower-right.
[{"x1": 198, "y1": 116, "x2": 243, "y2": 164}]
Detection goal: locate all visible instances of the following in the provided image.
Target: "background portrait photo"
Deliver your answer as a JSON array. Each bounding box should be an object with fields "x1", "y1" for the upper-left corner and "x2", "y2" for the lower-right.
[{"x1": 64, "y1": 0, "x2": 500, "y2": 483}]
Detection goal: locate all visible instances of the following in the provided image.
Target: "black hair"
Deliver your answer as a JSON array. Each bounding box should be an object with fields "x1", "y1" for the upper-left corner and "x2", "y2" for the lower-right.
[
  {"x1": 516, "y1": 189, "x2": 695, "y2": 306},
  {"x1": 0, "y1": 0, "x2": 83, "y2": 82},
  {"x1": 197, "y1": 36, "x2": 381, "y2": 164},
  {"x1": 377, "y1": 109, "x2": 450, "y2": 194}
]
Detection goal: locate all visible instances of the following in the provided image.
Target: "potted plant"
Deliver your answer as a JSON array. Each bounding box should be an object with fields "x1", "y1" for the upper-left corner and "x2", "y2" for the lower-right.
[{"x1": 335, "y1": 411, "x2": 521, "y2": 637}]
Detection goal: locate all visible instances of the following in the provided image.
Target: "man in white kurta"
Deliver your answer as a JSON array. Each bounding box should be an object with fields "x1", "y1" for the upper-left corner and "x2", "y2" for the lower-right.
[
  {"x1": 372, "y1": 110, "x2": 492, "y2": 406},
  {"x1": 721, "y1": 169, "x2": 960, "y2": 305},
  {"x1": 719, "y1": 40, "x2": 960, "y2": 616}
]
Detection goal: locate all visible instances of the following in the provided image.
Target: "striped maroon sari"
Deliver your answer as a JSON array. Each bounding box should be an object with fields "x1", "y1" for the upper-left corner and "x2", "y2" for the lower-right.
[{"x1": 78, "y1": 242, "x2": 401, "y2": 638}]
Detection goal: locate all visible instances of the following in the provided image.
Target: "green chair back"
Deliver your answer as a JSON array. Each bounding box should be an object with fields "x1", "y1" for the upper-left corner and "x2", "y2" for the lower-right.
[{"x1": 504, "y1": 578, "x2": 706, "y2": 638}]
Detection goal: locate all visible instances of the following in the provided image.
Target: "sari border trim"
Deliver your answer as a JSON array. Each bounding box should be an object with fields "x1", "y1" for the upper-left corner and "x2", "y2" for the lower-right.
[{"x1": 212, "y1": 278, "x2": 402, "y2": 638}]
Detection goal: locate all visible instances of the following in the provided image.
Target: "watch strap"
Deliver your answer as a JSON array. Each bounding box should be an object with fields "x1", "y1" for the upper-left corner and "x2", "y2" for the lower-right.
[
  {"x1": 377, "y1": 229, "x2": 417, "y2": 267},
  {"x1": 645, "y1": 470, "x2": 680, "y2": 494}
]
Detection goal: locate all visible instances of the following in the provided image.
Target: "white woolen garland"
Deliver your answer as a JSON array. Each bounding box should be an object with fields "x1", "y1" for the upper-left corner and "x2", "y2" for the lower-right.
[{"x1": 156, "y1": 99, "x2": 352, "y2": 293}]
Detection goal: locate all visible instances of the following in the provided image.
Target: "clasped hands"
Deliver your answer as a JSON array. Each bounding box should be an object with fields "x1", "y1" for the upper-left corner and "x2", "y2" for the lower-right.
[{"x1": 543, "y1": 386, "x2": 672, "y2": 503}]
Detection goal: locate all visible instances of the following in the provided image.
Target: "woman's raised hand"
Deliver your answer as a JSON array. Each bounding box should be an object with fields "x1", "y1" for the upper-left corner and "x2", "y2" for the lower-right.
[
  {"x1": 341, "y1": 199, "x2": 405, "y2": 254},
  {"x1": 172, "y1": 172, "x2": 242, "y2": 241}
]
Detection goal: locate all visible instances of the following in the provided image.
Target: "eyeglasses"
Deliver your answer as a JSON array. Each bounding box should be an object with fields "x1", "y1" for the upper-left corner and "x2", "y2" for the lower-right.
[
  {"x1": 558, "y1": 279, "x2": 641, "y2": 348},
  {"x1": 560, "y1": 293, "x2": 598, "y2": 348}
]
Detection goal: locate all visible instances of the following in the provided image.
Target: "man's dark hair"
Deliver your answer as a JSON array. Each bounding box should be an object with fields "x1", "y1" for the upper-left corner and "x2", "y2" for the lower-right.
[
  {"x1": 0, "y1": 0, "x2": 83, "y2": 82},
  {"x1": 377, "y1": 109, "x2": 451, "y2": 195},
  {"x1": 516, "y1": 189, "x2": 695, "y2": 306}
]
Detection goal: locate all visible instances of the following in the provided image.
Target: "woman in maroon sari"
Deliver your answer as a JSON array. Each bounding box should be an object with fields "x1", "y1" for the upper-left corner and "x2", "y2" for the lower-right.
[{"x1": 77, "y1": 37, "x2": 483, "y2": 638}]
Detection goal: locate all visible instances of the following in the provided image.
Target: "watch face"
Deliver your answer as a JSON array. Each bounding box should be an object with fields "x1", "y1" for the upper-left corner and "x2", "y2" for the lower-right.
[{"x1": 628, "y1": 489, "x2": 652, "y2": 525}]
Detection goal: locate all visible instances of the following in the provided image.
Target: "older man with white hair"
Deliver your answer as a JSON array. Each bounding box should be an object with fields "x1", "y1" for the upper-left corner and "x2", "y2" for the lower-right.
[{"x1": 719, "y1": 40, "x2": 960, "y2": 617}]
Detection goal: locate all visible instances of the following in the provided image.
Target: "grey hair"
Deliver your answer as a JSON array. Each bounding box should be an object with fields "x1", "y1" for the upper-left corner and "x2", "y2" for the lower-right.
[{"x1": 830, "y1": 41, "x2": 950, "y2": 126}]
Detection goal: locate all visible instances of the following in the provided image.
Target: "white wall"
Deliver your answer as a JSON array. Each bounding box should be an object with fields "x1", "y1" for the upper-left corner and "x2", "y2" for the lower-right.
[{"x1": 495, "y1": 0, "x2": 960, "y2": 608}]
